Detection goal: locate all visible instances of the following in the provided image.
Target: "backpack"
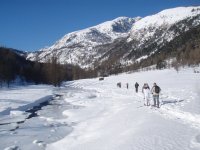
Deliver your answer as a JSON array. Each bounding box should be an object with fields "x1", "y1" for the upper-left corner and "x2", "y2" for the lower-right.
[{"x1": 154, "y1": 86, "x2": 160, "y2": 93}]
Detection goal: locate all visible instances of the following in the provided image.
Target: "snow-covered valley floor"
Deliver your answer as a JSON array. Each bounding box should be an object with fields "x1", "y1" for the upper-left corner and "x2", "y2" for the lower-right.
[{"x1": 1, "y1": 68, "x2": 200, "y2": 150}]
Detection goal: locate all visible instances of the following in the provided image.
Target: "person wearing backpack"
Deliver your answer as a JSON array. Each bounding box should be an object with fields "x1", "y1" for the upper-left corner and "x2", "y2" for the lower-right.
[{"x1": 151, "y1": 83, "x2": 161, "y2": 108}]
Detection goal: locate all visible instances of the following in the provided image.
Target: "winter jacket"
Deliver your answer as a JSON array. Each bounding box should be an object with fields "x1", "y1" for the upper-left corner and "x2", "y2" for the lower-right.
[
  {"x1": 151, "y1": 86, "x2": 161, "y2": 95},
  {"x1": 135, "y1": 83, "x2": 139, "y2": 88},
  {"x1": 142, "y1": 85, "x2": 150, "y2": 94},
  {"x1": 143, "y1": 88, "x2": 150, "y2": 96}
]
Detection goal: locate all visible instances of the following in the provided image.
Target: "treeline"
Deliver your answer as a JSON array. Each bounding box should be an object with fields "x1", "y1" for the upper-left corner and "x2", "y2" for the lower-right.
[{"x1": 0, "y1": 47, "x2": 96, "y2": 87}]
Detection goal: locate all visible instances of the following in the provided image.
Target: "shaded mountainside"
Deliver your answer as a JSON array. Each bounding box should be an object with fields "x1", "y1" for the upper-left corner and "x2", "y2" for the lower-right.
[
  {"x1": 0, "y1": 47, "x2": 93, "y2": 87},
  {"x1": 27, "y1": 6, "x2": 200, "y2": 71},
  {"x1": 0, "y1": 48, "x2": 30, "y2": 84}
]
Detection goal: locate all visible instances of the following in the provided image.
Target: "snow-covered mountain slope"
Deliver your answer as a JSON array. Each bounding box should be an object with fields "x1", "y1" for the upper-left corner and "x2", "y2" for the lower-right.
[
  {"x1": 125, "y1": 6, "x2": 200, "y2": 61},
  {"x1": 27, "y1": 6, "x2": 200, "y2": 68},
  {"x1": 27, "y1": 17, "x2": 139, "y2": 67},
  {"x1": 131, "y1": 6, "x2": 200, "y2": 32}
]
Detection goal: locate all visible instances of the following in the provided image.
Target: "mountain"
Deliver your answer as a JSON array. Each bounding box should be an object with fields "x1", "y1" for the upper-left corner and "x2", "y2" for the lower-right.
[
  {"x1": 27, "y1": 6, "x2": 200, "y2": 70},
  {"x1": 27, "y1": 17, "x2": 140, "y2": 67},
  {"x1": 125, "y1": 6, "x2": 200, "y2": 62}
]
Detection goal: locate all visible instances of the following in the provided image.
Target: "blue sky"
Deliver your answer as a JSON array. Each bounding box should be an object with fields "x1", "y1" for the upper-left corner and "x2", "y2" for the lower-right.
[{"x1": 0, "y1": 0, "x2": 199, "y2": 51}]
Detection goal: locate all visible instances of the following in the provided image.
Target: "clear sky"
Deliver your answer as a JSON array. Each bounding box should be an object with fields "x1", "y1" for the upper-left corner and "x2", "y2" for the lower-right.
[{"x1": 0, "y1": 0, "x2": 200, "y2": 51}]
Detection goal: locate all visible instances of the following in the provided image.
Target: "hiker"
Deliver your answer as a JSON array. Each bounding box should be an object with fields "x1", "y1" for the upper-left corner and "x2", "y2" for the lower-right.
[
  {"x1": 142, "y1": 83, "x2": 150, "y2": 106},
  {"x1": 151, "y1": 83, "x2": 161, "y2": 108},
  {"x1": 135, "y1": 82, "x2": 139, "y2": 93},
  {"x1": 117, "y1": 82, "x2": 121, "y2": 88},
  {"x1": 126, "y1": 83, "x2": 129, "y2": 89}
]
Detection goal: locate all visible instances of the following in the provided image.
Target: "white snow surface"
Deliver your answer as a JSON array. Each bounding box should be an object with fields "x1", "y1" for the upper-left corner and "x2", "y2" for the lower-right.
[
  {"x1": 0, "y1": 85, "x2": 53, "y2": 114},
  {"x1": 0, "y1": 85, "x2": 71, "y2": 150},
  {"x1": 44, "y1": 67, "x2": 200, "y2": 150},
  {"x1": 1, "y1": 67, "x2": 200, "y2": 150}
]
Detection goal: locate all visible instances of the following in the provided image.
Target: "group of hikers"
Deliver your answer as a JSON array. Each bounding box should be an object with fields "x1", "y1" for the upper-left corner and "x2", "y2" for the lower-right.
[
  {"x1": 117, "y1": 82, "x2": 161, "y2": 108},
  {"x1": 141, "y1": 82, "x2": 161, "y2": 108}
]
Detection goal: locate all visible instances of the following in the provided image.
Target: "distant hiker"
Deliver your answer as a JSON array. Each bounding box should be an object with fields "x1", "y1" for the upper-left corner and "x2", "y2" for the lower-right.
[
  {"x1": 135, "y1": 82, "x2": 139, "y2": 93},
  {"x1": 126, "y1": 83, "x2": 129, "y2": 89},
  {"x1": 142, "y1": 83, "x2": 150, "y2": 106},
  {"x1": 151, "y1": 83, "x2": 161, "y2": 108},
  {"x1": 117, "y1": 82, "x2": 121, "y2": 88}
]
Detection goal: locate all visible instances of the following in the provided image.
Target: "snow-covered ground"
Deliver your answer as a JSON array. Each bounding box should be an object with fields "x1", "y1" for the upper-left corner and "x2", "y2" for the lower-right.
[
  {"x1": 1, "y1": 67, "x2": 200, "y2": 150},
  {"x1": 0, "y1": 85, "x2": 53, "y2": 114}
]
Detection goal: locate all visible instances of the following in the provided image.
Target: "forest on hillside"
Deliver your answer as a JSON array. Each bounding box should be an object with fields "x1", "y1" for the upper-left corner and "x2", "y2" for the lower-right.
[
  {"x1": 0, "y1": 47, "x2": 96, "y2": 87},
  {"x1": 125, "y1": 25, "x2": 200, "y2": 71}
]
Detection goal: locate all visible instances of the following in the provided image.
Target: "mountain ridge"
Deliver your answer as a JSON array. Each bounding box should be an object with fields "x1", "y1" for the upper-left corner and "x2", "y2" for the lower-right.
[{"x1": 27, "y1": 6, "x2": 200, "y2": 69}]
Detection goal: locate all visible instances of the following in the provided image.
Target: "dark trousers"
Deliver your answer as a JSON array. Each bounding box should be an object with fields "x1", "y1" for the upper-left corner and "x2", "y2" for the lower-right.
[
  {"x1": 135, "y1": 88, "x2": 138, "y2": 93},
  {"x1": 153, "y1": 95, "x2": 159, "y2": 107}
]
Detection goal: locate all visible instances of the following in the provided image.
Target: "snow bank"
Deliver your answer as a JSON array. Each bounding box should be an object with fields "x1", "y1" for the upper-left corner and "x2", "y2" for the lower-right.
[{"x1": 0, "y1": 85, "x2": 53, "y2": 115}]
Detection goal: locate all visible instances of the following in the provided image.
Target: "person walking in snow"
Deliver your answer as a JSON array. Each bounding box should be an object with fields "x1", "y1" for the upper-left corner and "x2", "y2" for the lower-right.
[
  {"x1": 142, "y1": 83, "x2": 150, "y2": 106},
  {"x1": 151, "y1": 83, "x2": 161, "y2": 108},
  {"x1": 117, "y1": 82, "x2": 121, "y2": 88},
  {"x1": 126, "y1": 83, "x2": 129, "y2": 89},
  {"x1": 135, "y1": 82, "x2": 139, "y2": 93}
]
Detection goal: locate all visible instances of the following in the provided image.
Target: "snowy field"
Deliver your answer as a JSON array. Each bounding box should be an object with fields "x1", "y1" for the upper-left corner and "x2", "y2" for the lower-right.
[
  {"x1": 0, "y1": 85, "x2": 53, "y2": 114},
  {"x1": 1, "y1": 67, "x2": 200, "y2": 150}
]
